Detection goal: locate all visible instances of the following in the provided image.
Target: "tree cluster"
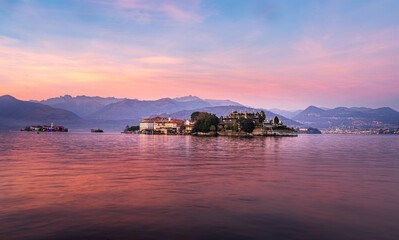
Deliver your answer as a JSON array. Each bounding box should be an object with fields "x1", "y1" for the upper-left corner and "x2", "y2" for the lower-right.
[
  {"x1": 191, "y1": 110, "x2": 272, "y2": 134},
  {"x1": 238, "y1": 117, "x2": 255, "y2": 133},
  {"x1": 225, "y1": 123, "x2": 239, "y2": 132},
  {"x1": 274, "y1": 116, "x2": 280, "y2": 125},
  {"x1": 125, "y1": 125, "x2": 139, "y2": 132},
  {"x1": 192, "y1": 112, "x2": 219, "y2": 133},
  {"x1": 191, "y1": 111, "x2": 210, "y2": 121},
  {"x1": 259, "y1": 111, "x2": 266, "y2": 124}
]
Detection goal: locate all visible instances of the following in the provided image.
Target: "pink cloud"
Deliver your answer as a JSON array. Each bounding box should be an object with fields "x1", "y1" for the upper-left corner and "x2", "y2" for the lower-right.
[
  {"x1": 1, "y1": 26, "x2": 399, "y2": 110},
  {"x1": 0, "y1": 35, "x2": 19, "y2": 45},
  {"x1": 138, "y1": 56, "x2": 184, "y2": 65}
]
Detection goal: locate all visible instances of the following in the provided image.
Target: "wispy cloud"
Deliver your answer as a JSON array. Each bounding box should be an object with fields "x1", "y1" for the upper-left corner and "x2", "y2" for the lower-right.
[
  {"x1": 0, "y1": 36, "x2": 19, "y2": 45},
  {"x1": 139, "y1": 56, "x2": 184, "y2": 64},
  {"x1": 1, "y1": 1, "x2": 399, "y2": 109},
  {"x1": 95, "y1": 0, "x2": 204, "y2": 23}
]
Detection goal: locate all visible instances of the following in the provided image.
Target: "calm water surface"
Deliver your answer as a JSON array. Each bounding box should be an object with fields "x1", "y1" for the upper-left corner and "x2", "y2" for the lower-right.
[{"x1": 0, "y1": 132, "x2": 398, "y2": 240}]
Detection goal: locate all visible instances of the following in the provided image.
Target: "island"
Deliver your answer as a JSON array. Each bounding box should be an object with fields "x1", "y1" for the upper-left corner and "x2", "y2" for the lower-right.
[
  {"x1": 138, "y1": 110, "x2": 297, "y2": 137},
  {"x1": 91, "y1": 128, "x2": 104, "y2": 133},
  {"x1": 296, "y1": 127, "x2": 322, "y2": 134},
  {"x1": 21, "y1": 123, "x2": 68, "y2": 132}
]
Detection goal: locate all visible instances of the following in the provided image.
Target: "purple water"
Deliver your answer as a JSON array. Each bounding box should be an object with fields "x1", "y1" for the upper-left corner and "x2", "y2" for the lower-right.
[{"x1": 0, "y1": 132, "x2": 398, "y2": 240}]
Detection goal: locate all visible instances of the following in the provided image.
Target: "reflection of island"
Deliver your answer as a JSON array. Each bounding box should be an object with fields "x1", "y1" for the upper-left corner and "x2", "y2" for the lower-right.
[
  {"x1": 21, "y1": 123, "x2": 68, "y2": 132},
  {"x1": 138, "y1": 110, "x2": 297, "y2": 137}
]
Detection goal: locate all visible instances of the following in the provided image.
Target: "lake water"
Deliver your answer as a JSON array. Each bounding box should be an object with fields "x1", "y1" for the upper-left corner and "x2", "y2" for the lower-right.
[{"x1": 0, "y1": 132, "x2": 398, "y2": 240}]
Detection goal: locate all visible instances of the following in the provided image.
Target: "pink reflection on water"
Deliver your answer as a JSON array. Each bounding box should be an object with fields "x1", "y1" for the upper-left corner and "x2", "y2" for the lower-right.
[{"x1": 0, "y1": 133, "x2": 398, "y2": 239}]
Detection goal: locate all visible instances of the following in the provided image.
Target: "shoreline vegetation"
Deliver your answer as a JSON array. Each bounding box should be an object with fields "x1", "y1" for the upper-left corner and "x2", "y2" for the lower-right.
[
  {"x1": 135, "y1": 110, "x2": 299, "y2": 137},
  {"x1": 19, "y1": 111, "x2": 399, "y2": 136}
]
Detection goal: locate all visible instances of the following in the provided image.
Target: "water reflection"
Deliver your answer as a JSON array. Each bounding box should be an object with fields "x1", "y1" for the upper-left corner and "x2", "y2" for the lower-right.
[{"x1": 0, "y1": 133, "x2": 398, "y2": 240}]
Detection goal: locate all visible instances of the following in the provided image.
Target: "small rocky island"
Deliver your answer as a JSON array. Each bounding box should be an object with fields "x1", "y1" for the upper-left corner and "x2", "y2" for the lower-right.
[
  {"x1": 21, "y1": 123, "x2": 68, "y2": 132},
  {"x1": 138, "y1": 110, "x2": 297, "y2": 137},
  {"x1": 91, "y1": 128, "x2": 104, "y2": 133}
]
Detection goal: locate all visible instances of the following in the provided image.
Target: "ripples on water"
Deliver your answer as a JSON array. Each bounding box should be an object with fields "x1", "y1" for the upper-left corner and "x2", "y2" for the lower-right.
[{"x1": 0, "y1": 132, "x2": 398, "y2": 240}]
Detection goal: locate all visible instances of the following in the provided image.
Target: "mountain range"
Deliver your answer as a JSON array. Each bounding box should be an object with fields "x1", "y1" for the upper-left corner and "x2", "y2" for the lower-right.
[
  {"x1": 0, "y1": 95, "x2": 81, "y2": 129},
  {"x1": 0, "y1": 95, "x2": 246, "y2": 130},
  {"x1": 33, "y1": 95, "x2": 128, "y2": 117},
  {"x1": 156, "y1": 106, "x2": 299, "y2": 126},
  {"x1": 173, "y1": 95, "x2": 242, "y2": 107},
  {"x1": 293, "y1": 106, "x2": 399, "y2": 130},
  {"x1": 33, "y1": 94, "x2": 242, "y2": 118},
  {"x1": 1, "y1": 94, "x2": 399, "y2": 131},
  {"x1": 268, "y1": 108, "x2": 304, "y2": 118}
]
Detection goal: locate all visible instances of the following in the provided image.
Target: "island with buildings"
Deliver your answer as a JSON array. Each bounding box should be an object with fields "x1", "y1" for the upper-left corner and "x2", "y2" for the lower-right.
[
  {"x1": 137, "y1": 109, "x2": 298, "y2": 137},
  {"x1": 21, "y1": 123, "x2": 68, "y2": 132},
  {"x1": 296, "y1": 127, "x2": 322, "y2": 134},
  {"x1": 91, "y1": 128, "x2": 104, "y2": 133}
]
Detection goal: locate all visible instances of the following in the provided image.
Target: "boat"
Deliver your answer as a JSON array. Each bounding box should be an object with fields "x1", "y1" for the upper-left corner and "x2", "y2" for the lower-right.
[{"x1": 91, "y1": 128, "x2": 104, "y2": 133}]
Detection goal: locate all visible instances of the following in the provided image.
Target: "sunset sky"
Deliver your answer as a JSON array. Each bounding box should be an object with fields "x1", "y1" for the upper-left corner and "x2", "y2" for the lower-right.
[{"x1": 0, "y1": 0, "x2": 398, "y2": 110}]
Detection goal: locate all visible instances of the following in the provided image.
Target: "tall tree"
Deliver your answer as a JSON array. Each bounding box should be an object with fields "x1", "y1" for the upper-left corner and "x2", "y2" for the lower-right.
[
  {"x1": 239, "y1": 117, "x2": 255, "y2": 133},
  {"x1": 274, "y1": 116, "x2": 280, "y2": 125},
  {"x1": 259, "y1": 111, "x2": 266, "y2": 124},
  {"x1": 191, "y1": 112, "x2": 200, "y2": 121},
  {"x1": 192, "y1": 112, "x2": 220, "y2": 133}
]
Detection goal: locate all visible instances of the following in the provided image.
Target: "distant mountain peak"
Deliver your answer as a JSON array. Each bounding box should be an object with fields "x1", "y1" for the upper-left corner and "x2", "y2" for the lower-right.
[
  {"x1": 174, "y1": 95, "x2": 202, "y2": 102},
  {"x1": 35, "y1": 95, "x2": 127, "y2": 118},
  {"x1": 306, "y1": 105, "x2": 322, "y2": 110},
  {"x1": 204, "y1": 99, "x2": 244, "y2": 107},
  {"x1": 301, "y1": 105, "x2": 325, "y2": 113},
  {"x1": 0, "y1": 95, "x2": 18, "y2": 102},
  {"x1": 377, "y1": 107, "x2": 395, "y2": 111},
  {"x1": 0, "y1": 94, "x2": 16, "y2": 99},
  {"x1": 157, "y1": 97, "x2": 176, "y2": 103}
]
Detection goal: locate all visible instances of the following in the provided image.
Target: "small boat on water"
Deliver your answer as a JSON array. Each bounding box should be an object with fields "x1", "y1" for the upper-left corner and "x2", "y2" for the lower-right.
[{"x1": 91, "y1": 128, "x2": 104, "y2": 133}]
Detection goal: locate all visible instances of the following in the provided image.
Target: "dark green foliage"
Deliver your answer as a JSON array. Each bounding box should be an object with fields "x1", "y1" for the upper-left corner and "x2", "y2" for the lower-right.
[
  {"x1": 191, "y1": 112, "x2": 200, "y2": 121},
  {"x1": 259, "y1": 111, "x2": 266, "y2": 124},
  {"x1": 128, "y1": 125, "x2": 139, "y2": 131},
  {"x1": 225, "y1": 123, "x2": 239, "y2": 132},
  {"x1": 192, "y1": 112, "x2": 219, "y2": 133},
  {"x1": 274, "y1": 116, "x2": 280, "y2": 125},
  {"x1": 191, "y1": 111, "x2": 209, "y2": 121},
  {"x1": 239, "y1": 117, "x2": 255, "y2": 133}
]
